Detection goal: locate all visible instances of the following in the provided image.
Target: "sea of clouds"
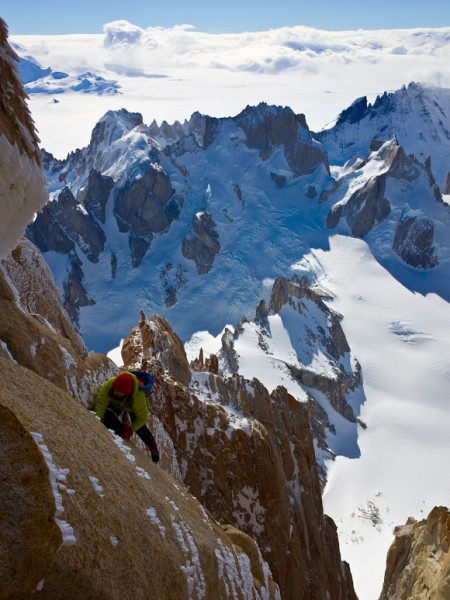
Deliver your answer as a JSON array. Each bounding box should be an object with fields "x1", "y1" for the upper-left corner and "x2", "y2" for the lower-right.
[{"x1": 12, "y1": 20, "x2": 450, "y2": 157}]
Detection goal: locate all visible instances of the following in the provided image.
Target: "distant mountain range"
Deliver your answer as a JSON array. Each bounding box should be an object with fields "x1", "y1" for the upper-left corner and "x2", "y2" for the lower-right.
[
  {"x1": 25, "y1": 79, "x2": 450, "y2": 490},
  {"x1": 27, "y1": 82, "x2": 450, "y2": 351},
  {"x1": 12, "y1": 44, "x2": 120, "y2": 95}
]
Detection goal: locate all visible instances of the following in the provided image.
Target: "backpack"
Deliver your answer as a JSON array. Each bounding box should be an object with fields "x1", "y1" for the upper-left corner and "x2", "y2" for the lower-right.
[{"x1": 130, "y1": 370, "x2": 154, "y2": 394}]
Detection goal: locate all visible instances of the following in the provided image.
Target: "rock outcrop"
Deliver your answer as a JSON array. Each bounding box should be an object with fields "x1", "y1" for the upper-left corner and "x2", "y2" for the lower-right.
[
  {"x1": 77, "y1": 169, "x2": 114, "y2": 223},
  {"x1": 235, "y1": 103, "x2": 329, "y2": 177},
  {"x1": 121, "y1": 312, "x2": 357, "y2": 600},
  {"x1": 0, "y1": 18, "x2": 47, "y2": 256},
  {"x1": 182, "y1": 210, "x2": 220, "y2": 274},
  {"x1": 254, "y1": 277, "x2": 360, "y2": 424},
  {"x1": 379, "y1": 506, "x2": 450, "y2": 600},
  {"x1": 327, "y1": 175, "x2": 391, "y2": 238},
  {"x1": 28, "y1": 186, "x2": 106, "y2": 262},
  {"x1": 0, "y1": 238, "x2": 115, "y2": 406},
  {"x1": 190, "y1": 347, "x2": 219, "y2": 374},
  {"x1": 122, "y1": 311, "x2": 192, "y2": 387},
  {"x1": 326, "y1": 138, "x2": 443, "y2": 270},
  {"x1": 393, "y1": 208, "x2": 437, "y2": 269},
  {"x1": 444, "y1": 171, "x2": 450, "y2": 195},
  {"x1": 114, "y1": 160, "x2": 180, "y2": 267}
]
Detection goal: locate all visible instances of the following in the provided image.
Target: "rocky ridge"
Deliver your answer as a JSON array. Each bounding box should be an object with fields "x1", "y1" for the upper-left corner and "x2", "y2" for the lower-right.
[
  {"x1": 121, "y1": 310, "x2": 357, "y2": 600},
  {"x1": 316, "y1": 81, "x2": 450, "y2": 189},
  {"x1": 215, "y1": 276, "x2": 364, "y2": 480},
  {"x1": 325, "y1": 138, "x2": 448, "y2": 270},
  {"x1": 379, "y1": 506, "x2": 450, "y2": 600}
]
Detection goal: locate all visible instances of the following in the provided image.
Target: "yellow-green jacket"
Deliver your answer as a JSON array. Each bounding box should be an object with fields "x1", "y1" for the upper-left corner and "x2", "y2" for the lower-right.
[{"x1": 94, "y1": 371, "x2": 149, "y2": 432}]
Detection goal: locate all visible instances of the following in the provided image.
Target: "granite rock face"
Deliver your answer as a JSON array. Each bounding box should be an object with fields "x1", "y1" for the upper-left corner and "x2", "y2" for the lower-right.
[
  {"x1": 334, "y1": 175, "x2": 391, "y2": 238},
  {"x1": 235, "y1": 103, "x2": 329, "y2": 177},
  {"x1": 122, "y1": 311, "x2": 192, "y2": 387},
  {"x1": 114, "y1": 160, "x2": 180, "y2": 267},
  {"x1": 0, "y1": 404, "x2": 62, "y2": 599},
  {"x1": 77, "y1": 169, "x2": 114, "y2": 223},
  {"x1": 393, "y1": 209, "x2": 438, "y2": 269},
  {"x1": 0, "y1": 238, "x2": 115, "y2": 407},
  {"x1": 379, "y1": 506, "x2": 450, "y2": 600},
  {"x1": 28, "y1": 186, "x2": 106, "y2": 262},
  {"x1": 182, "y1": 210, "x2": 220, "y2": 274},
  {"x1": 0, "y1": 353, "x2": 280, "y2": 600}
]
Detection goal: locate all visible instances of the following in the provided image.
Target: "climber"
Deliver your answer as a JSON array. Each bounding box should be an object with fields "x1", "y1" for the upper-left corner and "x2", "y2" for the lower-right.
[{"x1": 94, "y1": 370, "x2": 160, "y2": 463}]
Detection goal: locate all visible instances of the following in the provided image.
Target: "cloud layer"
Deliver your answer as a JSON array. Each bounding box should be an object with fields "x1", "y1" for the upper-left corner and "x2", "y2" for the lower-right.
[{"x1": 12, "y1": 21, "x2": 450, "y2": 156}]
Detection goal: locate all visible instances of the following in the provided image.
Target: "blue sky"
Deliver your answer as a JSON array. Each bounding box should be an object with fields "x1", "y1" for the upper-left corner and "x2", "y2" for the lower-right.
[{"x1": 2, "y1": 0, "x2": 450, "y2": 34}]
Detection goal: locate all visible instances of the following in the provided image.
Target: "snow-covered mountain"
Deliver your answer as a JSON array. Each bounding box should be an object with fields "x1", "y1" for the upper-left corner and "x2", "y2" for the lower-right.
[
  {"x1": 13, "y1": 44, "x2": 121, "y2": 96},
  {"x1": 28, "y1": 83, "x2": 450, "y2": 352},
  {"x1": 25, "y1": 80, "x2": 450, "y2": 599},
  {"x1": 317, "y1": 81, "x2": 450, "y2": 189}
]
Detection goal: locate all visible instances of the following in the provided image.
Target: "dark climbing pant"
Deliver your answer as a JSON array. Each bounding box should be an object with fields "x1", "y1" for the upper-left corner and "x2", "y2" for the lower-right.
[{"x1": 103, "y1": 404, "x2": 157, "y2": 447}]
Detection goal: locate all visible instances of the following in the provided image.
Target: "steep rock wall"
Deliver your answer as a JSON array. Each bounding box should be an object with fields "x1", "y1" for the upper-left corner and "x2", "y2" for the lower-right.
[{"x1": 0, "y1": 355, "x2": 279, "y2": 600}]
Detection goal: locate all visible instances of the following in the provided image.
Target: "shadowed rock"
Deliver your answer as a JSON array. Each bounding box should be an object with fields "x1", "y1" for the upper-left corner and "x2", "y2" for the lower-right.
[
  {"x1": 235, "y1": 103, "x2": 329, "y2": 176},
  {"x1": 393, "y1": 208, "x2": 438, "y2": 269},
  {"x1": 78, "y1": 169, "x2": 114, "y2": 223},
  {"x1": 342, "y1": 175, "x2": 391, "y2": 238},
  {"x1": 182, "y1": 210, "x2": 220, "y2": 274}
]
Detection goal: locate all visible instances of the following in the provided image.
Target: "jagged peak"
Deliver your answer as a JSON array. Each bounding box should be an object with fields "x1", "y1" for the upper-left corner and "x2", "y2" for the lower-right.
[
  {"x1": 335, "y1": 96, "x2": 369, "y2": 126},
  {"x1": 234, "y1": 102, "x2": 302, "y2": 128},
  {"x1": 89, "y1": 108, "x2": 144, "y2": 148}
]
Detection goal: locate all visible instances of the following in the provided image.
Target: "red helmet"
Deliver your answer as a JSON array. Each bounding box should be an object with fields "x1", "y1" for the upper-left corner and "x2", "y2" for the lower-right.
[{"x1": 112, "y1": 373, "x2": 134, "y2": 395}]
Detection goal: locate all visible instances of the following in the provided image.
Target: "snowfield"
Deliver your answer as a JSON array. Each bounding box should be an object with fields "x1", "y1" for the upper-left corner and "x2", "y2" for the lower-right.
[
  {"x1": 187, "y1": 233, "x2": 450, "y2": 599},
  {"x1": 316, "y1": 235, "x2": 450, "y2": 599}
]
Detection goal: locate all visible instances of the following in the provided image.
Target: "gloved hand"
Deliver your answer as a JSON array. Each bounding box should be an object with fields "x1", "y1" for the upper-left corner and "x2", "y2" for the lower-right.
[{"x1": 122, "y1": 425, "x2": 133, "y2": 439}]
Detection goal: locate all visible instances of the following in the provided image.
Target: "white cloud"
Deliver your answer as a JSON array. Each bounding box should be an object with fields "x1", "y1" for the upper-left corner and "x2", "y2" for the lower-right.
[
  {"x1": 103, "y1": 20, "x2": 143, "y2": 49},
  {"x1": 11, "y1": 23, "x2": 450, "y2": 157}
]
